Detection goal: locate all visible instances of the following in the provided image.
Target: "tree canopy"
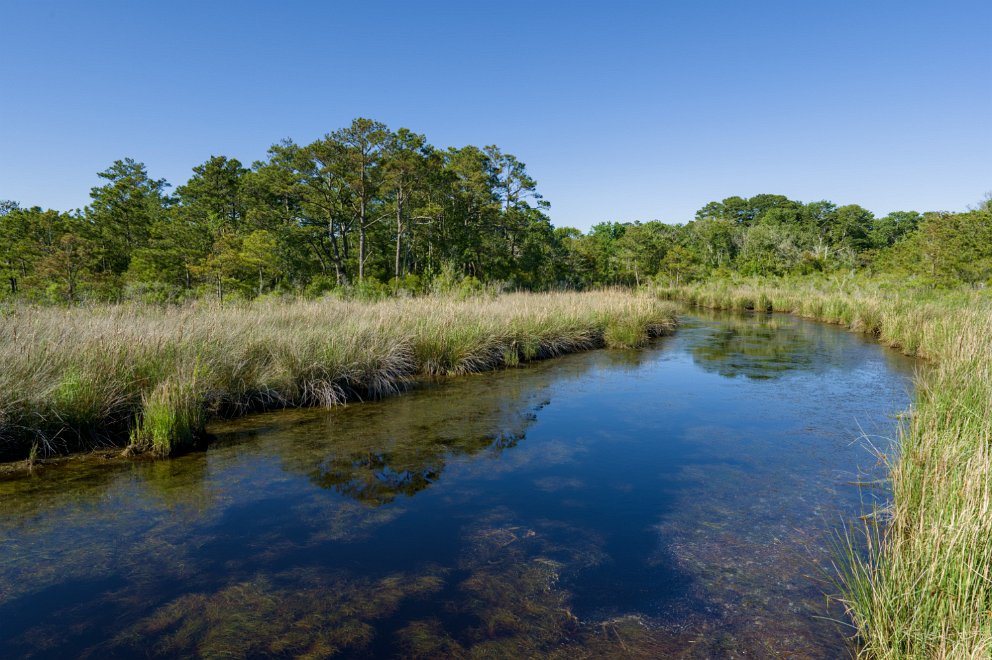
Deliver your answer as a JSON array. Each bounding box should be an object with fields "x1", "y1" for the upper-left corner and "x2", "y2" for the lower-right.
[{"x1": 1, "y1": 120, "x2": 986, "y2": 303}]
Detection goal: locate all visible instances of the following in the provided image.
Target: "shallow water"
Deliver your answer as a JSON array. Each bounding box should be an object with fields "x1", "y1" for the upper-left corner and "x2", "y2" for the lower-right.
[{"x1": 0, "y1": 311, "x2": 916, "y2": 658}]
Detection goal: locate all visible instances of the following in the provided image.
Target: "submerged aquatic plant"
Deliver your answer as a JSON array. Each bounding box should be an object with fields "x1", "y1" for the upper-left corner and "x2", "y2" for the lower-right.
[
  {"x1": 113, "y1": 570, "x2": 447, "y2": 658},
  {"x1": 660, "y1": 278, "x2": 992, "y2": 658},
  {"x1": 0, "y1": 291, "x2": 676, "y2": 460}
]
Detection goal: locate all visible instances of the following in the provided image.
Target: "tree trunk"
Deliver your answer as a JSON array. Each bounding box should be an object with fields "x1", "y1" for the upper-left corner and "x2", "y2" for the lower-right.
[
  {"x1": 358, "y1": 153, "x2": 368, "y2": 282},
  {"x1": 358, "y1": 194, "x2": 367, "y2": 281},
  {"x1": 329, "y1": 215, "x2": 344, "y2": 285},
  {"x1": 306, "y1": 238, "x2": 329, "y2": 273},
  {"x1": 395, "y1": 186, "x2": 404, "y2": 280},
  {"x1": 332, "y1": 240, "x2": 343, "y2": 285}
]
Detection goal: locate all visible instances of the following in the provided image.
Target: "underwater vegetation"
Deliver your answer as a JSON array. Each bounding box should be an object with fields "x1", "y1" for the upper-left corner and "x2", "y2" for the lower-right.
[
  {"x1": 660, "y1": 278, "x2": 992, "y2": 658},
  {"x1": 0, "y1": 309, "x2": 913, "y2": 658},
  {"x1": 0, "y1": 290, "x2": 675, "y2": 461}
]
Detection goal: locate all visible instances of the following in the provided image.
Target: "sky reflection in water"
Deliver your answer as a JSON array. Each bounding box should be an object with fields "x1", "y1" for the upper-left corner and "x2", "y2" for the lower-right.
[{"x1": 0, "y1": 311, "x2": 916, "y2": 658}]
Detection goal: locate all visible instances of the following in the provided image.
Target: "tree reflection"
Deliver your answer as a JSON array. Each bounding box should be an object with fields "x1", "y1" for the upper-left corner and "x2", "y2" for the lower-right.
[
  {"x1": 689, "y1": 316, "x2": 815, "y2": 380},
  {"x1": 309, "y1": 431, "x2": 523, "y2": 505},
  {"x1": 265, "y1": 356, "x2": 601, "y2": 505}
]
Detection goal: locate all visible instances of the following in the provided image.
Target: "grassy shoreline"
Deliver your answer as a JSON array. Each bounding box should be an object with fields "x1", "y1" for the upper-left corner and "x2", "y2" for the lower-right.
[
  {"x1": 0, "y1": 291, "x2": 676, "y2": 462},
  {"x1": 658, "y1": 279, "x2": 992, "y2": 658}
]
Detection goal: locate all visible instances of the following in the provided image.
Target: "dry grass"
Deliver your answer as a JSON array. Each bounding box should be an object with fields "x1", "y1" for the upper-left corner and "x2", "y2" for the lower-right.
[
  {"x1": 659, "y1": 279, "x2": 992, "y2": 658},
  {"x1": 0, "y1": 290, "x2": 676, "y2": 459}
]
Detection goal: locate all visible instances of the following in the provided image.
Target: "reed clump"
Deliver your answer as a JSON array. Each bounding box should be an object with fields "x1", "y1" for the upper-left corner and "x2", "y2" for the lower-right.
[
  {"x1": 659, "y1": 278, "x2": 992, "y2": 658},
  {"x1": 129, "y1": 369, "x2": 208, "y2": 456},
  {"x1": 0, "y1": 291, "x2": 676, "y2": 461}
]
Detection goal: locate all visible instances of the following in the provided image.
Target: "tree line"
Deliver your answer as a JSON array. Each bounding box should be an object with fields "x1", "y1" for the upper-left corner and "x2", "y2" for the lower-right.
[{"x1": 2, "y1": 118, "x2": 989, "y2": 302}]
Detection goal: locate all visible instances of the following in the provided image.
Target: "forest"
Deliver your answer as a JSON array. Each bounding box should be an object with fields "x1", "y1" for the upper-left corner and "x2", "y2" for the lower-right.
[{"x1": 3, "y1": 117, "x2": 990, "y2": 304}]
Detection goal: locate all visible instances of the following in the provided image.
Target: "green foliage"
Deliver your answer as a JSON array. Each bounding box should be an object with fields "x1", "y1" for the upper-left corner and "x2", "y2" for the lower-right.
[
  {"x1": 87, "y1": 158, "x2": 171, "y2": 276},
  {"x1": 737, "y1": 224, "x2": 802, "y2": 276},
  {"x1": 428, "y1": 262, "x2": 488, "y2": 298},
  {"x1": 870, "y1": 210, "x2": 921, "y2": 249},
  {"x1": 389, "y1": 274, "x2": 422, "y2": 295},
  {"x1": 3, "y1": 119, "x2": 986, "y2": 299},
  {"x1": 304, "y1": 274, "x2": 338, "y2": 298},
  {"x1": 1, "y1": 120, "x2": 573, "y2": 302},
  {"x1": 130, "y1": 371, "x2": 207, "y2": 456},
  {"x1": 880, "y1": 208, "x2": 992, "y2": 287},
  {"x1": 344, "y1": 278, "x2": 392, "y2": 301}
]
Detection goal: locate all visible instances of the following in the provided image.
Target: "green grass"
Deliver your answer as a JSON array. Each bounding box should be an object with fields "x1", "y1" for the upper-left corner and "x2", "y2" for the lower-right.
[
  {"x1": 658, "y1": 277, "x2": 992, "y2": 659},
  {"x1": 129, "y1": 368, "x2": 208, "y2": 456},
  {"x1": 0, "y1": 290, "x2": 676, "y2": 460}
]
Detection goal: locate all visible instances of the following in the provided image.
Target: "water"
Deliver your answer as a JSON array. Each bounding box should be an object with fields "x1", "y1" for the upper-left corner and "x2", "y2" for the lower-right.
[{"x1": 0, "y1": 311, "x2": 916, "y2": 658}]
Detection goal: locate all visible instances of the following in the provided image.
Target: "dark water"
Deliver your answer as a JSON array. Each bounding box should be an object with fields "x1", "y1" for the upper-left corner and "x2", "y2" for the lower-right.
[{"x1": 0, "y1": 312, "x2": 916, "y2": 658}]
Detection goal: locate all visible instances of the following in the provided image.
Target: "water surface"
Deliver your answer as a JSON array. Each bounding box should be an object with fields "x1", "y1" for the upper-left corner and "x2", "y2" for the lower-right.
[{"x1": 0, "y1": 311, "x2": 916, "y2": 657}]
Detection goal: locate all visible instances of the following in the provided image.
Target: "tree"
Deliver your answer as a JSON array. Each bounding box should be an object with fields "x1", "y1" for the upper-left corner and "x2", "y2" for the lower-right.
[
  {"x1": 660, "y1": 245, "x2": 700, "y2": 285},
  {"x1": 485, "y1": 145, "x2": 547, "y2": 214},
  {"x1": 441, "y1": 145, "x2": 502, "y2": 278},
  {"x1": 0, "y1": 207, "x2": 102, "y2": 300},
  {"x1": 240, "y1": 230, "x2": 282, "y2": 296},
  {"x1": 887, "y1": 209, "x2": 992, "y2": 286},
  {"x1": 582, "y1": 222, "x2": 627, "y2": 284},
  {"x1": 383, "y1": 128, "x2": 429, "y2": 280},
  {"x1": 0, "y1": 200, "x2": 20, "y2": 216},
  {"x1": 0, "y1": 205, "x2": 33, "y2": 295},
  {"x1": 175, "y1": 156, "x2": 248, "y2": 234},
  {"x1": 87, "y1": 158, "x2": 171, "y2": 275},
  {"x1": 126, "y1": 208, "x2": 213, "y2": 296},
  {"x1": 737, "y1": 224, "x2": 804, "y2": 275},
  {"x1": 16, "y1": 121, "x2": 967, "y2": 298},
  {"x1": 689, "y1": 217, "x2": 738, "y2": 270},
  {"x1": 747, "y1": 194, "x2": 801, "y2": 226},
  {"x1": 37, "y1": 232, "x2": 96, "y2": 302},
  {"x1": 615, "y1": 221, "x2": 677, "y2": 285},
  {"x1": 695, "y1": 196, "x2": 749, "y2": 225},
  {"x1": 801, "y1": 200, "x2": 837, "y2": 232},
  {"x1": 870, "y1": 211, "x2": 920, "y2": 249},
  {"x1": 829, "y1": 204, "x2": 874, "y2": 252},
  {"x1": 263, "y1": 139, "x2": 350, "y2": 285},
  {"x1": 332, "y1": 118, "x2": 389, "y2": 281}
]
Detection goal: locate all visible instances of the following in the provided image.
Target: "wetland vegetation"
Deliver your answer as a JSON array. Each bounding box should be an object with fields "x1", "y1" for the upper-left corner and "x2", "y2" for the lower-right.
[
  {"x1": 0, "y1": 291, "x2": 674, "y2": 461},
  {"x1": 661, "y1": 279, "x2": 992, "y2": 658},
  {"x1": 0, "y1": 311, "x2": 915, "y2": 657},
  {"x1": 3, "y1": 118, "x2": 991, "y2": 657}
]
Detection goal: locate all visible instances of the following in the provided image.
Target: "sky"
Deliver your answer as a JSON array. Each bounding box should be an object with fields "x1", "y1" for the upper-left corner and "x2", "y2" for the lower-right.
[{"x1": 1, "y1": 0, "x2": 990, "y2": 231}]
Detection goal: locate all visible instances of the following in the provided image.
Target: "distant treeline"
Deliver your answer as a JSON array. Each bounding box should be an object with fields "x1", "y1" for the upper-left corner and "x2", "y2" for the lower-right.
[{"x1": 2, "y1": 118, "x2": 990, "y2": 302}]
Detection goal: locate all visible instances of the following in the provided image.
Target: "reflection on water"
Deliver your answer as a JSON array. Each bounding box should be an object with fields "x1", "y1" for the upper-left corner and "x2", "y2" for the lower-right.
[
  {"x1": 287, "y1": 388, "x2": 537, "y2": 505},
  {"x1": 691, "y1": 314, "x2": 815, "y2": 379},
  {"x1": 0, "y1": 311, "x2": 916, "y2": 658}
]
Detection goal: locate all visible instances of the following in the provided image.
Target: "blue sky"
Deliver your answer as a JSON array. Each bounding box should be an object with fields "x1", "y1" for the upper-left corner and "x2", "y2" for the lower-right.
[{"x1": 1, "y1": 0, "x2": 989, "y2": 230}]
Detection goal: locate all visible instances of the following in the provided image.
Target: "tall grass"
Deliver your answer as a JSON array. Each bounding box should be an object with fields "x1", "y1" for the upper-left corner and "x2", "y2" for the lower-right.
[
  {"x1": 659, "y1": 278, "x2": 992, "y2": 658},
  {"x1": 0, "y1": 291, "x2": 675, "y2": 460}
]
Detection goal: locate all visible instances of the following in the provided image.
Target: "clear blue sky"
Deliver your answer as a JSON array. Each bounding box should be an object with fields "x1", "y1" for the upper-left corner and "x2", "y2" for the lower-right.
[{"x1": 2, "y1": 0, "x2": 989, "y2": 230}]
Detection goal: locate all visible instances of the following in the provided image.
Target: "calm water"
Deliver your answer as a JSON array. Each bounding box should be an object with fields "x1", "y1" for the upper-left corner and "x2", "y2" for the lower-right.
[{"x1": 0, "y1": 312, "x2": 916, "y2": 658}]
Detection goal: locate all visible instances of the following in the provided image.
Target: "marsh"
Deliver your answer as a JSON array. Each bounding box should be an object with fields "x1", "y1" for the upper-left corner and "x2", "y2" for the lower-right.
[{"x1": 0, "y1": 311, "x2": 914, "y2": 657}]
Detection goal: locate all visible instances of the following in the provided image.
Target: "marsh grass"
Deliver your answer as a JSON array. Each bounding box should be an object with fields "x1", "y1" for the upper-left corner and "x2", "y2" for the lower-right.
[
  {"x1": 659, "y1": 278, "x2": 992, "y2": 658},
  {"x1": 129, "y1": 370, "x2": 208, "y2": 456},
  {"x1": 0, "y1": 291, "x2": 675, "y2": 461}
]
